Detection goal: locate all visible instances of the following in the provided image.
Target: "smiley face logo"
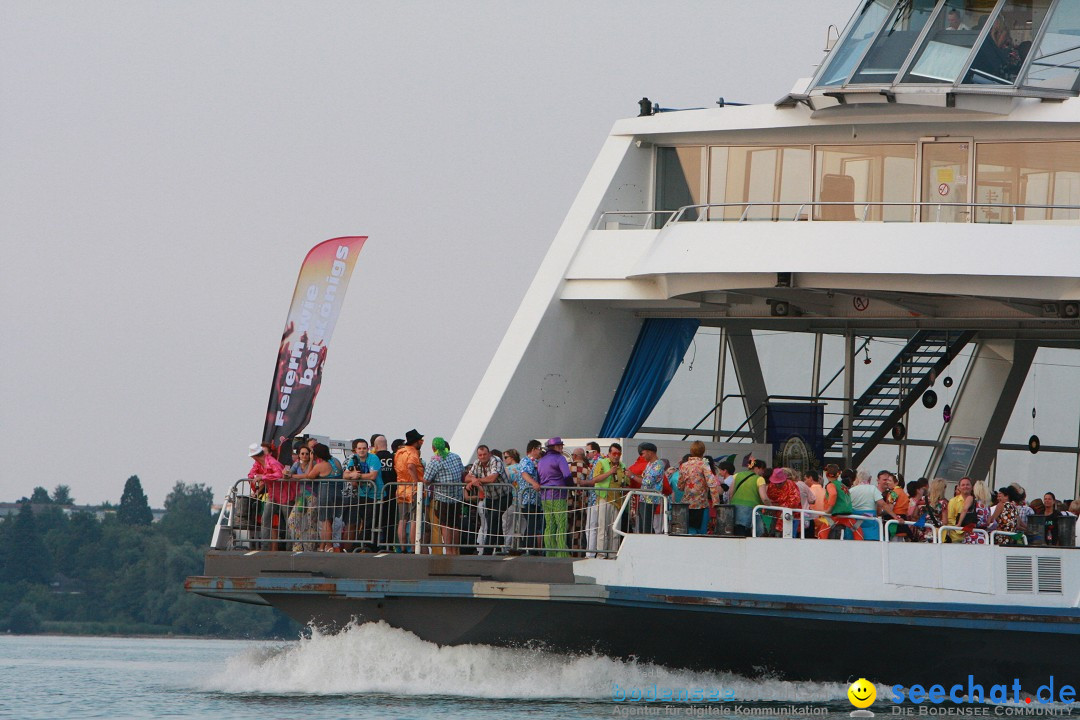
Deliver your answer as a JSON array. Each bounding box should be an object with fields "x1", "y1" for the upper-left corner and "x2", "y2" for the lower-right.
[{"x1": 848, "y1": 678, "x2": 876, "y2": 709}]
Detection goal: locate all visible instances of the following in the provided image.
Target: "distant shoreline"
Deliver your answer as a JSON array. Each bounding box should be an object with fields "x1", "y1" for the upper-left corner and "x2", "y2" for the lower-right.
[{"x1": 2, "y1": 628, "x2": 298, "y2": 642}]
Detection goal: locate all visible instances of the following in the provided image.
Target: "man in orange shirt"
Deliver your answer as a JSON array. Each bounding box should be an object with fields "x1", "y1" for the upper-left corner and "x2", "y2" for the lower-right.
[{"x1": 395, "y1": 429, "x2": 425, "y2": 550}]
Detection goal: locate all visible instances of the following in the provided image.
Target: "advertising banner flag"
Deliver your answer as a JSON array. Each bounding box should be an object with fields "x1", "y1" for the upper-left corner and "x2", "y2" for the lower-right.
[{"x1": 262, "y1": 236, "x2": 367, "y2": 449}]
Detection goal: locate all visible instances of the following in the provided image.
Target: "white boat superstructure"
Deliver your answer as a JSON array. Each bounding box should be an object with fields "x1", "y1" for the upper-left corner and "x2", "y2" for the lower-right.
[{"x1": 452, "y1": 0, "x2": 1080, "y2": 497}]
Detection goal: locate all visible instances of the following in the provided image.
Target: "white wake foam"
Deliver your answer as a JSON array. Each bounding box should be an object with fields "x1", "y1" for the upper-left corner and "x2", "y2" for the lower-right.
[{"x1": 201, "y1": 621, "x2": 862, "y2": 701}]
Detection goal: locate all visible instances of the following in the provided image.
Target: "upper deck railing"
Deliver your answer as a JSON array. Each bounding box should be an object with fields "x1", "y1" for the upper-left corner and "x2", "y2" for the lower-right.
[
  {"x1": 594, "y1": 201, "x2": 1080, "y2": 230},
  {"x1": 209, "y1": 479, "x2": 1071, "y2": 553}
]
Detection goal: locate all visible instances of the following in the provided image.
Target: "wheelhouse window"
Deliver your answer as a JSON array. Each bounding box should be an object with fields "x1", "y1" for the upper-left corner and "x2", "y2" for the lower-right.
[
  {"x1": 1020, "y1": 0, "x2": 1080, "y2": 90},
  {"x1": 814, "y1": 145, "x2": 917, "y2": 221},
  {"x1": 851, "y1": 0, "x2": 941, "y2": 84},
  {"x1": 902, "y1": 0, "x2": 990, "y2": 83},
  {"x1": 818, "y1": 0, "x2": 896, "y2": 86},
  {"x1": 975, "y1": 142, "x2": 1080, "y2": 222},
  {"x1": 962, "y1": 0, "x2": 1052, "y2": 85},
  {"x1": 812, "y1": 0, "x2": 1080, "y2": 93}
]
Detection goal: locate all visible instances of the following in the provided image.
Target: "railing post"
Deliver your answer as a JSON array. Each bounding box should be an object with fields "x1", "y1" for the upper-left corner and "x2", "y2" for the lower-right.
[
  {"x1": 414, "y1": 483, "x2": 424, "y2": 555},
  {"x1": 843, "y1": 332, "x2": 855, "y2": 468}
]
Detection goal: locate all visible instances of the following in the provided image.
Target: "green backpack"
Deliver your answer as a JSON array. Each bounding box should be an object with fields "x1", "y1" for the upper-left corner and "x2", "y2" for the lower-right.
[{"x1": 829, "y1": 478, "x2": 853, "y2": 515}]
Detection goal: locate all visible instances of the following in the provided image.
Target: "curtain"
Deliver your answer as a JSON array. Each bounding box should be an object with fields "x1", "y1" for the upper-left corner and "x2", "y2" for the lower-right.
[{"x1": 599, "y1": 318, "x2": 700, "y2": 438}]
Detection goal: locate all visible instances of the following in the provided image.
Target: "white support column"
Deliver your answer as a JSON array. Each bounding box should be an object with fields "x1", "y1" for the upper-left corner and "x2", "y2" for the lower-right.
[
  {"x1": 811, "y1": 332, "x2": 822, "y2": 399},
  {"x1": 713, "y1": 329, "x2": 727, "y2": 437}
]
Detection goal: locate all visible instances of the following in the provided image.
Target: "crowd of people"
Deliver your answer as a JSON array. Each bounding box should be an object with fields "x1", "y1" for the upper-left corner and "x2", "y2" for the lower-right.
[{"x1": 242, "y1": 434, "x2": 1080, "y2": 554}]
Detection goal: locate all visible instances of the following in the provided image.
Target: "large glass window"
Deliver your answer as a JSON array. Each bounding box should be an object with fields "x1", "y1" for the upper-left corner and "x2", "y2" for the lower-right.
[
  {"x1": 708, "y1": 147, "x2": 811, "y2": 221},
  {"x1": 974, "y1": 142, "x2": 1080, "y2": 222},
  {"x1": 814, "y1": 145, "x2": 917, "y2": 221},
  {"x1": 1021, "y1": 0, "x2": 1080, "y2": 90},
  {"x1": 963, "y1": 0, "x2": 1052, "y2": 84},
  {"x1": 656, "y1": 147, "x2": 705, "y2": 222},
  {"x1": 818, "y1": 0, "x2": 896, "y2": 86},
  {"x1": 851, "y1": 0, "x2": 941, "y2": 84},
  {"x1": 903, "y1": 0, "x2": 991, "y2": 83}
]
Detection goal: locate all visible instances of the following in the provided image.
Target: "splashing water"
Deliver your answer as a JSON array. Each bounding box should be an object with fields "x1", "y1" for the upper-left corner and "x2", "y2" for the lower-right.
[{"x1": 201, "y1": 621, "x2": 862, "y2": 702}]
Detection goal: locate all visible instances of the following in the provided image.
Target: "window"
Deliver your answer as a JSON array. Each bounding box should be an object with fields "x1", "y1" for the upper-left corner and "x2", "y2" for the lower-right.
[
  {"x1": 708, "y1": 147, "x2": 811, "y2": 221},
  {"x1": 963, "y1": 0, "x2": 1052, "y2": 85},
  {"x1": 814, "y1": 145, "x2": 917, "y2": 221},
  {"x1": 974, "y1": 141, "x2": 1080, "y2": 222},
  {"x1": 655, "y1": 147, "x2": 705, "y2": 222},
  {"x1": 1021, "y1": 0, "x2": 1080, "y2": 90},
  {"x1": 851, "y1": 0, "x2": 941, "y2": 84},
  {"x1": 818, "y1": 0, "x2": 897, "y2": 86},
  {"x1": 903, "y1": 0, "x2": 990, "y2": 83}
]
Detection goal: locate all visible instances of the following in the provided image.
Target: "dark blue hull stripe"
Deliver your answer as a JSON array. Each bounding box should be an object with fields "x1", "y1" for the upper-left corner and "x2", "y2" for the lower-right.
[{"x1": 192, "y1": 575, "x2": 1079, "y2": 634}]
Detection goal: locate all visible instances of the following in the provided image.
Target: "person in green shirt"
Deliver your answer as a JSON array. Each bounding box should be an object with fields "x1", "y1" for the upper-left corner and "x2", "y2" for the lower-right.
[
  {"x1": 592, "y1": 443, "x2": 628, "y2": 555},
  {"x1": 729, "y1": 456, "x2": 768, "y2": 536}
]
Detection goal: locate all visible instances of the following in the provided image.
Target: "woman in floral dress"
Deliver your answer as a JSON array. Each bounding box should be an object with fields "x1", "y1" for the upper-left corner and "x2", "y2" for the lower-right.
[{"x1": 676, "y1": 441, "x2": 720, "y2": 535}]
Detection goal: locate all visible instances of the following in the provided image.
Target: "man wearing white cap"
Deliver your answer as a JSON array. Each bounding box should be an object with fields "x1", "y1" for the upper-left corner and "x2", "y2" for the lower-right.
[{"x1": 247, "y1": 442, "x2": 287, "y2": 550}]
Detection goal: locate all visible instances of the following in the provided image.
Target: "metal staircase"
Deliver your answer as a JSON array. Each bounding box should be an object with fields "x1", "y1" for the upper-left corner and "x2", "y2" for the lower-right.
[{"x1": 823, "y1": 330, "x2": 974, "y2": 466}]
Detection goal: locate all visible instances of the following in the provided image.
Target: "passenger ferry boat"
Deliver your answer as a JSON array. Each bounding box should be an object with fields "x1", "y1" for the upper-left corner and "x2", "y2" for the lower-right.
[{"x1": 188, "y1": 0, "x2": 1080, "y2": 691}]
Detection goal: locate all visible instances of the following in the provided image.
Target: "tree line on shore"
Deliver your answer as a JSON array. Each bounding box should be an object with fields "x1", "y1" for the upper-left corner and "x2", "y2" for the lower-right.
[{"x1": 0, "y1": 476, "x2": 298, "y2": 638}]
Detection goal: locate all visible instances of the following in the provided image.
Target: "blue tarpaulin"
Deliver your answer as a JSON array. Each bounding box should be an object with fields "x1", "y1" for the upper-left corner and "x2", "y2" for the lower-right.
[{"x1": 599, "y1": 318, "x2": 700, "y2": 438}]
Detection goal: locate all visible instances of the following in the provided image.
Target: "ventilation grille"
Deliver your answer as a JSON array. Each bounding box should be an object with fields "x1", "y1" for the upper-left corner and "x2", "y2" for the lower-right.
[
  {"x1": 1037, "y1": 556, "x2": 1063, "y2": 595},
  {"x1": 1005, "y1": 556, "x2": 1034, "y2": 593}
]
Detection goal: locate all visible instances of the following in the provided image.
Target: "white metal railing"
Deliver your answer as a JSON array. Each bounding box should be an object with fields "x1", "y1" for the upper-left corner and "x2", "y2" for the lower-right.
[
  {"x1": 211, "y1": 480, "x2": 1041, "y2": 552},
  {"x1": 751, "y1": 504, "x2": 883, "y2": 540},
  {"x1": 612, "y1": 490, "x2": 669, "y2": 538},
  {"x1": 592, "y1": 210, "x2": 677, "y2": 230},
  {"x1": 938, "y1": 525, "x2": 991, "y2": 544},
  {"x1": 594, "y1": 201, "x2": 1080, "y2": 229},
  {"x1": 212, "y1": 478, "x2": 650, "y2": 558}
]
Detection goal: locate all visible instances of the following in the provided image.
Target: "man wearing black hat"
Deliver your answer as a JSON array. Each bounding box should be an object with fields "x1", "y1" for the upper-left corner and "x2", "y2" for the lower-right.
[{"x1": 394, "y1": 429, "x2": 425, "y2": 550}]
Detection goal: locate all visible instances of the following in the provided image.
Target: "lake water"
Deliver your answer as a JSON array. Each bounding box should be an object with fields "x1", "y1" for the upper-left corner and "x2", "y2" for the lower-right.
[{"x1": 0, "y1": 624, "x2": 877, "y2": 719}]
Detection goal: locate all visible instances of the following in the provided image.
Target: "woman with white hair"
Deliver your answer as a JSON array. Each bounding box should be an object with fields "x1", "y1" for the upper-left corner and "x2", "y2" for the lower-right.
[{"x1": 849, "y1": 469, "x2": 880, "y2": 541}]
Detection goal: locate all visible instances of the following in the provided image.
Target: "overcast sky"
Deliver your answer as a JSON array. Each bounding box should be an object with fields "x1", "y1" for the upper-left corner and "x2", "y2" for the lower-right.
[{"x1": 4, "y1": 1, "x2": 869, "y2": 506}]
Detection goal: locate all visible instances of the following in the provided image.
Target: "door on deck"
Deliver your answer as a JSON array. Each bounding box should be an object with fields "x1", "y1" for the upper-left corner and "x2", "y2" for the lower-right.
[{"x1": 920, "y1": 140, "x2": 972, "y2": 222}]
